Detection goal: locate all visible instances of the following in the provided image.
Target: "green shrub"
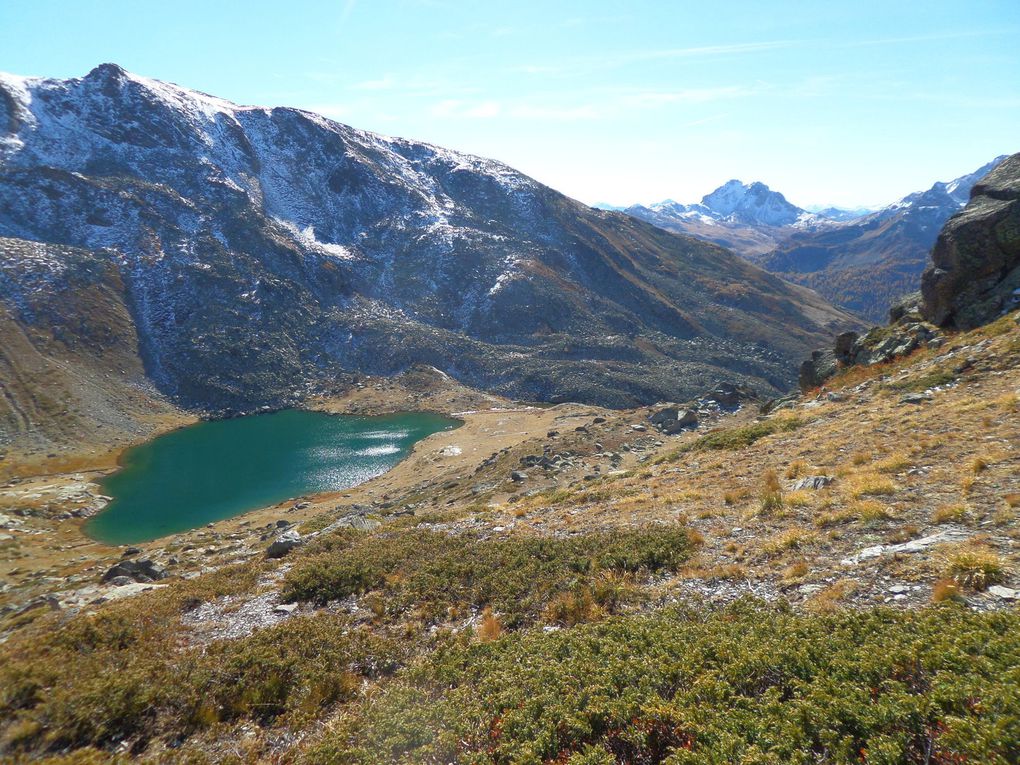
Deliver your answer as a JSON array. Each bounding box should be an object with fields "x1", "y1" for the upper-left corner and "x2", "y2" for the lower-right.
[
  {"x1": 309, "y1": 603, "x2": 1020, "y2": 765},
  {"x1": 282, "y1": 526, "x2": 694, "y2": 627},
  {"x1": 0, "y1": 611, "x2": 400, "y2": 756},
  {"x1": 658, "y1": 417, "x2": 804, "y2": 462}
]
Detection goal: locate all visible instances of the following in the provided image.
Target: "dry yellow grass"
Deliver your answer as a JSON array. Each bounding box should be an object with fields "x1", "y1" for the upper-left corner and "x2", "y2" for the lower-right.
[
  {"x1": 850, "y1": 452, "x2": 871, "y2": 467},
  {"x1": 805, "y1": 580, "x2": 859, "y2": 613},
  {"x1": 759, "y1": 470, "x2": 784, "y2": 515},
  {"x1": 845, "y1": 472, "x2": 897, "y2": 499},
  {"x1": 970, "y1": 455, "x2": 992, "y2": 474},
  {"x1": 873, "y1": 453, "x2": 911, "y2": 473},
  {"x1": 851, "y1": 500, "x2": 893, "y2": 524},
  {"x1": 784, "y1": 490, "x2": 814, "y2": 508},
  {"x1": 722, "y1": 488, "x2": 749, "y2": 506},
  {"x1": 785, "y1": 459, "x2": 808, "y2": 479},
  {"x1": 932, "y1": 504, "x2": 968, "y2": 524},
  {"x1": 761, "y1": 528, "x2": 818, "y2": 556},
  {"x1": 931, "y1": 579, "x2": 964, "y2": 603},
  {"x1": 942, "y1": 544, "x2": 1007, "y2": 591},
  {"x1": 781, "y1": 561, "x2": 809, "y2": 582},
  {"x1": 478, "y1": 607, "x2": 503, "y2": 641}
]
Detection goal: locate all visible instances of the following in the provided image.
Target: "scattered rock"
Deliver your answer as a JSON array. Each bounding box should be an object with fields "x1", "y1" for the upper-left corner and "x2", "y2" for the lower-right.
[
  {"x1": 922, "y1": 153, "x2": 1020, "y2": 329},
  {"x1": 799, "y1": 349, "x2": 837, "y2": 390},
  {"x1": 99, "y1": 582, "x2": 168, "y2": 602},
  {"x1": 792, "y1": 475, "x2": 834, "y2": 491},
  {"x1": 842, "y1": 528, "x2": 971, "y2": 566},
  {"x1": 900, "y1": 392, "x2": 932, "y2": 404},
  {"x1": 510, "y1": 471, "x2": 528, "y2": 482},
  {"x1": 274, "y1": 603, "x2": 299, "y2": 614}
]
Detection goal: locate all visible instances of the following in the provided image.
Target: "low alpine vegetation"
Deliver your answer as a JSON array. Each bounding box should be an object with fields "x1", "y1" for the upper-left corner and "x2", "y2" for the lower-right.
[
  {"x1": 282, "y1": 526, "x2": 695, "y2": 628},
  {"x1": 309, "y1": 603, "x2": 1020, "y2": 765}
]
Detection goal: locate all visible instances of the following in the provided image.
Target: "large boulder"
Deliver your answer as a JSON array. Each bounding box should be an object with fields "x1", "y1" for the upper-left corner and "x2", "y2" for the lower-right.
[
  {"x1": 921, "y1": 153, "x2": 1020, "y2": 329},
  {"x1": 649, "y1": 406, "x2": 699, "y2": 434},
  {"x1": 266, "y1": 529, "x2": 303, "y2": 559}
]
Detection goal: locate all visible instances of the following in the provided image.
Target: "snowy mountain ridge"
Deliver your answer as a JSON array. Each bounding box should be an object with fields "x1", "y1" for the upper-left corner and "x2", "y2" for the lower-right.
[{"x1": 0, "y1": 64, "x2": 856, "y2": 414}]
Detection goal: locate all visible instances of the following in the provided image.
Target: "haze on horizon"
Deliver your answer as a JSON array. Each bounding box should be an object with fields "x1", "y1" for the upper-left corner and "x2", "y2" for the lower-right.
[{"x1": 2, "y1": 0, "x2": 1018, "y2": 209}]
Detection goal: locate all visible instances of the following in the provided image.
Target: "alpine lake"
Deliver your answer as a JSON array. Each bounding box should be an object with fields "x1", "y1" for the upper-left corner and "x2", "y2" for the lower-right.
[{"x1": 84, "y1": 409, "x2": 460, "y2": 544}]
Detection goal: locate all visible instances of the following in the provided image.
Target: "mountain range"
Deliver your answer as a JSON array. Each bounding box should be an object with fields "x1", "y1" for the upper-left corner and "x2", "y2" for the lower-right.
[
  {"x1": 619, "y1": 157, "x2": 1007, "y2": 321},
  {"x1": 0, "y1": 64, "x2": 856, "y2": 449}
]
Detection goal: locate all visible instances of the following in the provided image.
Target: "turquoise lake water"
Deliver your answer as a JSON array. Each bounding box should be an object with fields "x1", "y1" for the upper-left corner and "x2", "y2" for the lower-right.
[{"x1": 84, "y1": 409, "x2": 459, "y2": 545}]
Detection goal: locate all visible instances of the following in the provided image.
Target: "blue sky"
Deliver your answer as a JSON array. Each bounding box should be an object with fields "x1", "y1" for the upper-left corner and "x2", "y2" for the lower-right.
[{"x1": 2, "y1": 0, "x2": 1018, "y2": 207}]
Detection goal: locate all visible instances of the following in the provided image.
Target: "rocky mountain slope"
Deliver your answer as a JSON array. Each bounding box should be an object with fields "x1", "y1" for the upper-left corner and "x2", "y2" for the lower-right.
[
  {"x1": 0, "y1": 65, "x2": 855, "y2": 441},
  {"x1": 622, "y1": 158, "x2": 1007, "y2": 322}
]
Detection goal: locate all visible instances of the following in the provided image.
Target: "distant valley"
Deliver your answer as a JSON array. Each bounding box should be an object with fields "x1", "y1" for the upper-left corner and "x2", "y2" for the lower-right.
[{"x1": 616, "y1": 156, "x2": 1006, "y2": 321}]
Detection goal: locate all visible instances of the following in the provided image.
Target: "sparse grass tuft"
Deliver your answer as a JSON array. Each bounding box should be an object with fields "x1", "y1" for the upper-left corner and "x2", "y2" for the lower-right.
[
  {"x1": 970, "y1": 456, "x2": 990, "y2": 474},
  {"x1": 846, "y1": 472, "x2": 897, "y2": 499},
  {"x1": 761, "y1": 528, "x2": 817, "y2": 556},
  {"x1": 932, "y1": 579, "x2": 965, "y2": 603},
  {"x1": 943, "y1": 545, "x2": 1007, "y2": 591},
  {"x1": 804, "y1": 580, "x2": 858, "y2": 613},
  {"x1": 722, "y1": 488, "x2": 748, "y2": 506},
  {"x1": 815, "y1": 507, "x2": 857, "y2": 528},
  {"x1": 846, "y1": 470, "x2": 897, "y2": 499},
  {"x1": 759, "y1": 470, "x2": 784, "y2": 515},
  {"x1": 478, "y1": 607, "x2": 503, "y2": 642},
  {"x1": 781, "y1": 561, "x2": 809, "y2": 583},
  {"x1": 785, "y1": 460, "x2": 808, "y2": 479},
  {"x1": 873, "y1": 453, "x2": 911, "y2": 473},
  {"x1": 852, "y1": 500, "x2": 893, "y2": 525},
  {"x1": 784, "y1": 490, "x2": 814, "y2": 508},
  {"x1": 932, "y1": 504, "x2": 968, "y2": 525}
]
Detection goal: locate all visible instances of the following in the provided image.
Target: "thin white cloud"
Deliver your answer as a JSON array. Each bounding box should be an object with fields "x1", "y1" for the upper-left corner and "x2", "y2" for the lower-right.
[
  {"x1": 510, "y1": 40, "x2": 798, "y2": 77},
  {"x1": 431, "y1": 99, "x2": 502, "y2": 119},
  {"x1": 352, "y1": 74, "x2": 397, "y2": 91}
]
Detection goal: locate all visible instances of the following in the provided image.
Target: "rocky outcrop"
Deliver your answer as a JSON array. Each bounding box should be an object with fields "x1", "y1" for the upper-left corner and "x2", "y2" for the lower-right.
[
  {"x1": 800, "y1": 292, "x2": 944, "y2": 390},
  {"x1": 921, "y1": 153, "x2": 1020, "y2": 329}
]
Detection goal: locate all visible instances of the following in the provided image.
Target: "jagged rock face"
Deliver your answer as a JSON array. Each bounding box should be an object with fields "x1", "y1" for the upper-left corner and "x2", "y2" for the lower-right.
[
  {"x1": 0, "y1": 65, "x2": 857, "y2": 412},
  {"x1": 922, "y1": 153, "x2": 1020, "y2": 329}
]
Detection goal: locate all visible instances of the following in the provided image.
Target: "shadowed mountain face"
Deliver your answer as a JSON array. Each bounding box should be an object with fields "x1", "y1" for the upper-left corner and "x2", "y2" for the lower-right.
[{"x1": 0, "y1": 64, "x2": 856, "y2": 416}]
